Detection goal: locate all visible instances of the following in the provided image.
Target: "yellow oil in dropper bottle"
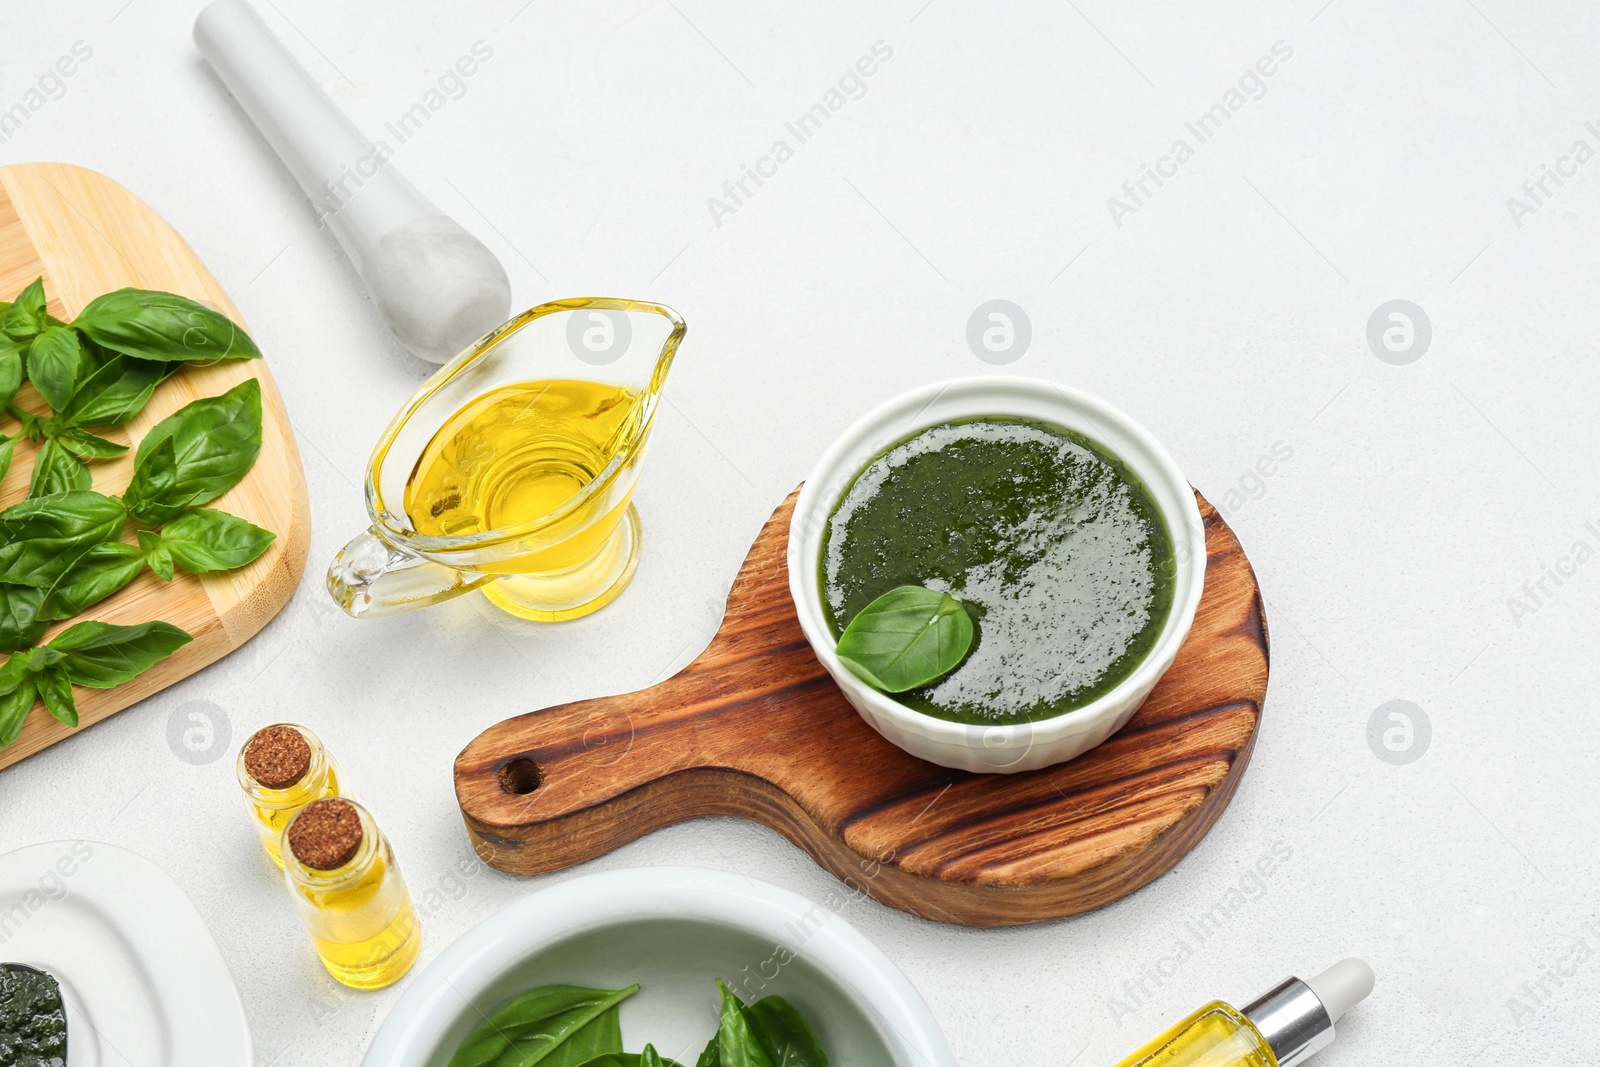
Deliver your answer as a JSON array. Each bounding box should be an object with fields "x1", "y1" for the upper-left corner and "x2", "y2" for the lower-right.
[{"x1": 1113, "y1": 959, "x2": 1374, "y2": 1067}]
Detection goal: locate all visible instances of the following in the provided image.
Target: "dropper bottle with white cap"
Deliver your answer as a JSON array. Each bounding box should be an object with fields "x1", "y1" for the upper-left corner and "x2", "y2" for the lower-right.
[{"x1": 1112, "y1": 959, "x2": 1375, "y2": 1067}]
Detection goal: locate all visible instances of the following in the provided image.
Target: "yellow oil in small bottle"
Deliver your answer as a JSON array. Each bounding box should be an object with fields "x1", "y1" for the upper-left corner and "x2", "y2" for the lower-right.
[
  {"x1": 1113, "y1": 1003, "x2": 1277, "y2": 1067},
  {"x1": 250, "y1": 768, "x2": 341, "y2": 868},
  {"x1": 1113, "y1": 960, "x2": 1374, "y2": 1067},
  {"x1": 237, "y1": 724, "x2": 342, "y2": 869},
  {"x1": 297, "y1": 851, "x2": 421, "y2": 990},
  {"x1": 404, "y1": 379, "x2": 644, "y2": 558},
  {"x1": 283, "y1": 800, "x2": 421, "y2": 991}
]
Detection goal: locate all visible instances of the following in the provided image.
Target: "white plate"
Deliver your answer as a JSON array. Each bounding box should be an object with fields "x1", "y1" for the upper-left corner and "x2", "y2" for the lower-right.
[{"x1": 0, "y1": 840, "x2": 252, "y2": 1066}]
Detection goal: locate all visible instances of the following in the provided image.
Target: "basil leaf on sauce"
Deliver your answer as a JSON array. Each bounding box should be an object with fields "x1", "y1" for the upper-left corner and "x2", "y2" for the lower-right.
[
  {"x1": 70, "y1": 287, "x2": 261, "y2": 363},
  {"x1": 447, "y1": 983, "x2": 637, "y2": 1067},
  {"x1": 834, "y1": 584, "x2": 974, "y2": 694}
]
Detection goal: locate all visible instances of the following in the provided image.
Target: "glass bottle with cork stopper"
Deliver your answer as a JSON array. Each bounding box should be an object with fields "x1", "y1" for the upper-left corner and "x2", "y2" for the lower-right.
[
  {"x1": 237, "y1": 723, "x2": 343, "y2": 867},
  {"x1": 281, "y1": 797, "x2": 421, "y2": 990}
]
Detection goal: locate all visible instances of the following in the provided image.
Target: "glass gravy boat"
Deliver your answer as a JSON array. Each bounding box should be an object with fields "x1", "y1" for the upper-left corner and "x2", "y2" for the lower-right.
[{"x1": 328, "y1": 298, "x2": 685, "y2": 620}]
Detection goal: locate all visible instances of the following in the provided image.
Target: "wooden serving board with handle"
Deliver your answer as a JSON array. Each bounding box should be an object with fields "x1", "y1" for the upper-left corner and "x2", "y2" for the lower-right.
[
  {"x1": 0, "y1": 162, "x2": 309, "y2": 770},
  {"x1": 456, "y1": 488, "x2": 1268, "y2": 926}
]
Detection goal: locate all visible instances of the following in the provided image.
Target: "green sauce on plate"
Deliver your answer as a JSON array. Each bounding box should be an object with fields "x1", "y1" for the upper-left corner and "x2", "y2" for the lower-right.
[
  {"x1": 0, "y1": 963, "x2": 67, "y2": 1067},
  {"x1": 821, "y1": 417, "x2": 1174, "y2": 725}
]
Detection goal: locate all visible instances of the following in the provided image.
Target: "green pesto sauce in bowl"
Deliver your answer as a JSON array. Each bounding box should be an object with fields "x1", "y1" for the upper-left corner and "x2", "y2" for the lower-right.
[{"x1": 821, "y1": 417, "x2": 1174, "y2": 725}]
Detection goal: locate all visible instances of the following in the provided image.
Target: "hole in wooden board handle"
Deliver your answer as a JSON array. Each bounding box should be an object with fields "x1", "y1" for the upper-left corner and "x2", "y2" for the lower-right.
[{"x1": 499, "y1": 758, "x2": 543, "y2": 795}]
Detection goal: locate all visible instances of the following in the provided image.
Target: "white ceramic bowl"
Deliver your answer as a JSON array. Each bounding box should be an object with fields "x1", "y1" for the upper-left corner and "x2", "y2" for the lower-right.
[
  {"x1": 788, "y1": 377, "x2": 1206, "y2": 773},
  {"x1": 362, "y1": 867, "x2": 955, "y2": 1067}
]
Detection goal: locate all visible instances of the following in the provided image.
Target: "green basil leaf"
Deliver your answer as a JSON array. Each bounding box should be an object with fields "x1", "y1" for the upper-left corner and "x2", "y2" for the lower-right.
[
  {"x1": 40, "y1": 541, "x2": 145, "y2": 621},
  {"x1": 0, "y1": 491, "x2": 127, "y2": 587},
  {"x1": 0, "y1": 648, "x2": 33, "y2": 696},
  {"x1": 124, "y1": 436, "x2": 177, "y2": 524},
  {"x1": 744, "y1": 998, "x2": 828, "y2": 1067},
  {"x1": 135, "y1": 378, "x2": 262, "y2": 467},
  {"x1": 0, "y1": 585, "x2": 47, "y2": 654},
  {"x1": 447, "y1": 984, "x2": 637, "y2": 1067},
  {"x1": 46, "y1": 619, "x2": 192, "y2": 689},
  {"x1": 9, "y1": 406, "x2": 44, "y2": 442},
  {"x1": 699, "y1": 983, "x2": 832, "y2": 1067},
  {"x1": 125, "y1": 379, "x2": 263, "y2": 524},
  {"x1": 29, "y1": 645, "x2": 65, "y2": 669},
  {"x1": 138, "y1": 529, "x2": 174, "y2": 581},
  {"x1": 0, "y1": 347, "x2": 23, "y2": 411},
  {"x1": 29, "y1": 437, "x2": 91, "y2": 498},
  {"x1": 0, "y1": 586, "x2": 46, "y2": 654},
  {"x1": 35, "y1": 665, "x2": 77, "y2": 727},
  {"x1": 0, "y1": 437, "x2": 14, "y2": 488},
  {"x1": 74, "y1": 331, "x2": 123, "y2": 373},
  {"x1": 55, "y1": 426, "x2": 128, "y2": 460},
  {"x1": 0, "y1": 678, "x2": 37, "y2": 746},
  {"x1": 157, "y1": 507, "x2": 275, "y2": 574},
  {"x1": 26, "y1": 325, "x2": 85, "y2": 410},
  {"x1": 71, "y1": 288, "x2": 260, "y2": 362},
  {"x1": 713, "y1": 981, "x2": 777, "y2": 1067},
  {"x1": 55, "y1": 350, "x2": 173, "y2": 427},
  {"x1": 1, "y1": 277, "x2": 47, "y2": 340},
  {"x1": 834, "y1": 585, "x2": 974, "y2": 693},
  {"x1": 577, "y1": 1047, "x2": 681, "y2": 1067}
]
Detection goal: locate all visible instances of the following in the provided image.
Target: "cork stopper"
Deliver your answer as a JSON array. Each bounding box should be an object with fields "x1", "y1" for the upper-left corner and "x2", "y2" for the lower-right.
[
  {"x1": 287, "y1": 798, "x2": 364, "y2": 870},
  {"x1": 244, "y1": 725, "x2": 312, "y2": 789}
]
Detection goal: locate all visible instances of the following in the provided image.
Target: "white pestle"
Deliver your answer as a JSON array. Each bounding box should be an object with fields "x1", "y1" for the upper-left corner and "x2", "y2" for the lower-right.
[{"x1": 194, "y1": 0, "x2": 510, "y2": 363}]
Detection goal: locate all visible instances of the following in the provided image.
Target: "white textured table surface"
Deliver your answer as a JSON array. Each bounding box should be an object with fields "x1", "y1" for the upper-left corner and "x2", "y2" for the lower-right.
[{"x1": 3, "y1": 2, "x2": 1597, "y2": 1064}]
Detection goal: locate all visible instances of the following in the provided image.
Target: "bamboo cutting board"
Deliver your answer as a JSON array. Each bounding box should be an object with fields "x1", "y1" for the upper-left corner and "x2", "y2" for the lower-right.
[
  {"x1": 0, "y1": 162, "x2": 309, "y2": 770},
  {"x1": 456, "y1": 488, "x2": 1268, "y2": 926}
]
